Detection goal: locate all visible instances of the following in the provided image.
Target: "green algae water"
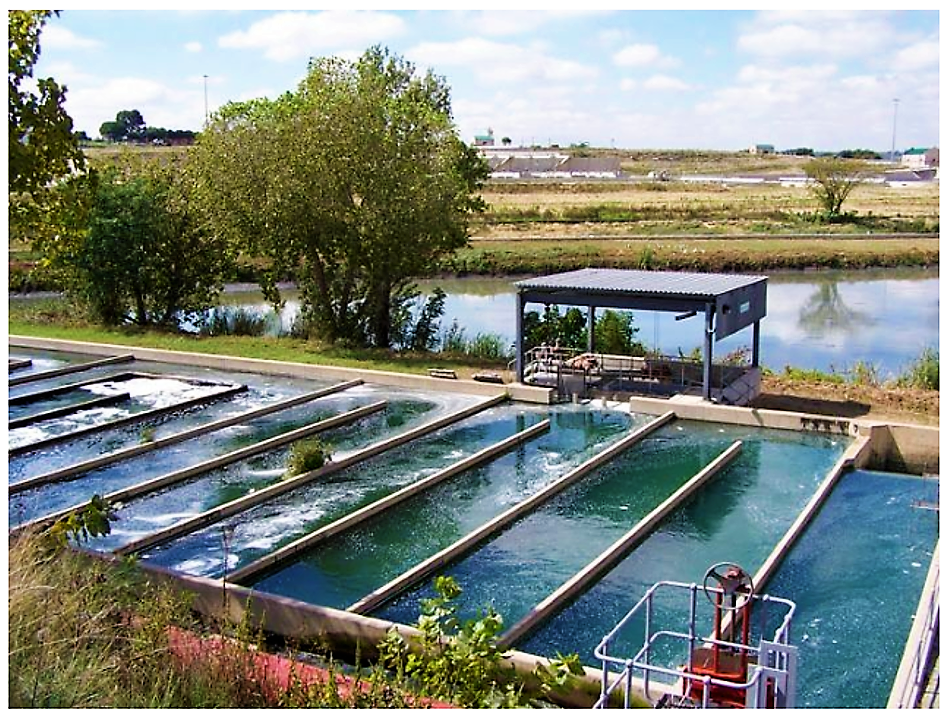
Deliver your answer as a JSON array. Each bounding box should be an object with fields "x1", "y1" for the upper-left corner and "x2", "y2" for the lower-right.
[
  {"x1": 250, "y1": 404, "x2": 642, "y2": 606},
  {"x1": 518, "y1": 424, "x2": 845, "y2": 666},
  {"x1": 762, "y1": 469, "x2": 938, "y2": 708}
]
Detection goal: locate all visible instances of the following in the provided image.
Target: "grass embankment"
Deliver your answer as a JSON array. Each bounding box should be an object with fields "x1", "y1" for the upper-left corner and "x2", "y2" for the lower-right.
[
  {"x1": 7, "y1": 530, "x2": 431, "y2": 708},
  {"x1": 8, "y1": 303, "x2": 503, "y2": 380}
]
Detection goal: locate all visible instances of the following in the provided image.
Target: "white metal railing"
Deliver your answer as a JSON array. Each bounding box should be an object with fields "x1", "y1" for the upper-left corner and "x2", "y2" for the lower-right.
[{"x1": 593, "y1": 580, "x2": 797, "y2": 709}]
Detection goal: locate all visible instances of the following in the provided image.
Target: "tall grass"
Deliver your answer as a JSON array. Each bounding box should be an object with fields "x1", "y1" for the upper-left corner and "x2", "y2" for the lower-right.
[
  {"x1": 897, "y1": 347, "x2": 939, "y2": 390},
  {"x1": 439, "y1": 321, "x2": 512, "y2": 361},
  {"x1": 6, "y1": 531, "x2": 414, "y2": 708},
  {"x1": 199, "y1": 306, "x2": 271, "y2": 337}
]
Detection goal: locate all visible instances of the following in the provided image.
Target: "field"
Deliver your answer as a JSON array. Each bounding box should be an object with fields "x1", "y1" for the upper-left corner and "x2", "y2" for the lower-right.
[{"x1": 9, "y1": 147, "x2": 939, "y2": 285}]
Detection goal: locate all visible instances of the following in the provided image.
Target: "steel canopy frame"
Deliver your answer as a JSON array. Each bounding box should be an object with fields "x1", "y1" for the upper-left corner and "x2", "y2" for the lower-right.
[{"x1": 514, "y1": 269, "x2": 768, "y2": 401}]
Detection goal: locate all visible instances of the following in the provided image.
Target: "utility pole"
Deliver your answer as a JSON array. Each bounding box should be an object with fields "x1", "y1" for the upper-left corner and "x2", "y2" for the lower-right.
[
  {"x1": 203, "y1": 74, "x2": 209, "y2": 126},
  {"x1": 890, "y1": 98, "x2": 899, "y2": 162}
]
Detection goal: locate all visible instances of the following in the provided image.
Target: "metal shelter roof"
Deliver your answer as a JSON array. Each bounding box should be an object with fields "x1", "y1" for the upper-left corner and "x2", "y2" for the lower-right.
[
  {"x1": 515, "y1": 268, "x2": 766, "y2": 299},
  {"x1": 515, "y1": 268, "x2": 768, "y2": 341}
]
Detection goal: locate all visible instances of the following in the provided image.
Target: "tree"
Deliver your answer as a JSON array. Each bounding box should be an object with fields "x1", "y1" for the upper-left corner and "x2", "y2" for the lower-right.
[
  {"x1": 193, "y1": 46, "x2": 488, "y2": 347},
  {"x1": 99, "y1": 109, "x2": 146, "y2": 142},
  {"x1": 8, "y1": 10, "x2": 85, "y2": 195},
  {"x1": 39, "y1": 161, "x2": 232, "y2": 326},
  {"x1": 501, "y1": 136, "x2": 512, "y2": 146},
  {"x1": 803, "y1": 157, "x2": 868, "y2": 218}
]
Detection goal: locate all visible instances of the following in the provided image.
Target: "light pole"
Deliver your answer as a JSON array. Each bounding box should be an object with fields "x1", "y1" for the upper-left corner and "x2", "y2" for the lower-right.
[
  {"x1": 890, "y1": 98, "x2": 899, "y2": 162},
  {"x1": 203, "y1": 74, "x2": 209, "y2": 126}
]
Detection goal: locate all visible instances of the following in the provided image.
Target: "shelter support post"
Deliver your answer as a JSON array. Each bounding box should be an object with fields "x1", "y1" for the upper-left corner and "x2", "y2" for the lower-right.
[
  {"x1": 516, "y1": 292, "x2": 526, "y2": 383},
  {"x1": 752, "y1": 320, "x2": 761, "y2": 367},
  {"x1": 587, "y1": 306, "x2": 596, "y2": 353},
  {"x1": 703, "y1": 303, "x2": 715, "y2": 402}
]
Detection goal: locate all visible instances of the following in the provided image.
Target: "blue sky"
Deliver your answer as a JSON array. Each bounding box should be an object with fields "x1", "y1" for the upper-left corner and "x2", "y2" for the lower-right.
[{"x1": 31, "y1": 4, "x2": 940, "y2": 152}]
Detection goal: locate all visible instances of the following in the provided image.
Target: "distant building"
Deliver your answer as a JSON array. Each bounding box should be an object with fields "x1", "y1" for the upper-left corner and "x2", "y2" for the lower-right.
[
  {"x1": 901, "y1": 147, "x2": 939, "y2": 169},
  {"x1": 749, "y1": 144, "x2": 775, "y2": 155},
  {"x1": 473, "y1": 128, "x2": 495, "y2": 147}
]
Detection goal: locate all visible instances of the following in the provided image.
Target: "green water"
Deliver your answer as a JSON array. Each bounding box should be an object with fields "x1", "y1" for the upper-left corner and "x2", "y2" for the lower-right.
[
  {"x1": 140, "y1": 404, "x2": 570, "y2": 577},
  {"x1": 518, "y1": 425, "x2": 845, "y2": 666},
  {"x1": 763, "y1": 469, "x2": 938, "y2": 708},
  {"x1": 85, "y1": 398, "x2": 439, "y2": 556},
  {"x1": 375, "y1": 421, "x2": 737, "y2": 628},
  {"x1": 251, "y1": 405, "x2": 641, "y2": 606}
]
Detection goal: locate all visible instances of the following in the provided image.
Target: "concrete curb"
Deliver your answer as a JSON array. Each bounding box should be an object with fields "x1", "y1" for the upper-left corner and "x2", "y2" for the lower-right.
[
  {"x1": 9, "y1": 335, "x2": 555, "y2": 404},
  {"x1": 888, "y1": 542, "x2": 940, "y2": 708},
  {"x1": 227, "y1": 418, "x2": 553, "y2": 586},
  {"x1": 10, "y1": 380, "x2": 363, "y2": 494},
  {"x1": 501, "y1": 439, "x2": 743, "y2": 648},
  {"x1": 115, "y1": 394, "x2": 507, "y2": 557},
  {"x1": 347, "y1": 411, "x2": 677, "y2": 616},
  {"x1": 15, "y1": 401, "x2": 387, "y2": 534},
  {"x1": 8, "y1": 352, "x2": 134, "y2": 387}
]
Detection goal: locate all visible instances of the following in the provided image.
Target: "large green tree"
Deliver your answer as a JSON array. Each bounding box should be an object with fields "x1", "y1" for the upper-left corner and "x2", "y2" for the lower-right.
[
  {"x1": 8, "y1": 10, "x2": 84, "y2": 195},
  {"x1": 193, "y1": 46, "x2": 488, "y2": 347},
  {"x1": 39, "y1": 161, "x2": 232, "y2": 327}
]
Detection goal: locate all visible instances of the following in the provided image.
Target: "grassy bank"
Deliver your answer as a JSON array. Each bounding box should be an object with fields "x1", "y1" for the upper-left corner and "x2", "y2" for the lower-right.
[{"x1": 444, "y1": 235, "x2": 939, "y2": 275}]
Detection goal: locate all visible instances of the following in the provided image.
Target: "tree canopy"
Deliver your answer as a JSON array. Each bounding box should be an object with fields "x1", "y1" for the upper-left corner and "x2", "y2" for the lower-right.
[
  {"x1": 192, "y1": 46, "x2": 488, "y2": 347},
  {"x1": 38, "y1": 160, "x2": 232, "y2": 327},
  {"x1": 804, "y1": 157, "x2": 868, "y2": 218},
  {"x1": 8, "y1": 10, "x2": 84, "y2": 195}
]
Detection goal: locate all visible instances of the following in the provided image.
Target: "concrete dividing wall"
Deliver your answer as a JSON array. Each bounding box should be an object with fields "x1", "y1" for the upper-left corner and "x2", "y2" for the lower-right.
[
  {"x1": 8, "y1": 352, "x2": 134, "y2": 387},
  {"x1": 10, "y1": 336, "x2": 555, "y2": 404},
  {"x1": 226, "y1": 419, "x2": 552, "y2": 586},
  {"x1": 11, "y1": 380, "x2": 364, "y2": 493},
  {"x1": 16, "y1": 401, "x2": 388, "y2": 535},
  {"x1": 115, "y1": 393, "x2": 506, "y2": 557},
  {"x1": 348, "y1": 411, "x2": 676, "y2": 616},
  {"x1": 856, "y1": 422, "x2": 940, "y2": 475},
  {"x1": 501, "y1": 440, "x2": 744, "y2": 648},
  {"x1": 9, "y1": 381, "x2": 248, "y2": 458}
]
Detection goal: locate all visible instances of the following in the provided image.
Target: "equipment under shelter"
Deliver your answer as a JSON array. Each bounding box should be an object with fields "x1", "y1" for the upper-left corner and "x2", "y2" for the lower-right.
[{"x1": 513, "y1": 268, "x2": 768, "y2": 405}]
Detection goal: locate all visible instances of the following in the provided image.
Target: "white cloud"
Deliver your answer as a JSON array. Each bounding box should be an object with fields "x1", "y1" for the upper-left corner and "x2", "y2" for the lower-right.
[
  {"x1": 643, "y1": 74, "x2": 690, "y2": 92},
  {"x1": 185, "y1": 41, "x2": 203, "y2": 53},
  {"x1": 218, "y1": 10, "x2": 405, "y2": 62},
  {"x1": 41, "y1": 25, "x2": 101, "y2": 51},
  {"x1": 893, "y1": 40, "x2": 939, "y2": 72},
  {"x1": 458, "y1": 9, "x2": 611, "y2": 37},
  {"x1": 619, "y1": 78, "x2": 637, "y2": 92},
  {"x1": 613, "y1": 44, "x2": 660, "y2": 68},
  {"x1": 738, "y1": 11, "x2": 895, "y2": 59},
  {"x1": 409, "y1": 38, "x2": 597, "y2": 85}
]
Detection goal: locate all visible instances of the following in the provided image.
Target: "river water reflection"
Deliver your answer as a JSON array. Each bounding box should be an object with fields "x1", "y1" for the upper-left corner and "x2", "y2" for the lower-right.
[{"x1": 219, "y1": 268, "x2": 938, "y2": 378}]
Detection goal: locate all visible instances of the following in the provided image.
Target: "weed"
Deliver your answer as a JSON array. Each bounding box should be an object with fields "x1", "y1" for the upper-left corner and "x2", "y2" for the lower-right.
[{"x1": 285, "y1": 438, "x2": 331, "y2": 478}]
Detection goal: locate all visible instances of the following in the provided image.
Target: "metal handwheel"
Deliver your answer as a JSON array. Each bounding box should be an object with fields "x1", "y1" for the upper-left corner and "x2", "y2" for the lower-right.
[{"x1": 702, "y1": 562, "x2": 755, "y2": 610}]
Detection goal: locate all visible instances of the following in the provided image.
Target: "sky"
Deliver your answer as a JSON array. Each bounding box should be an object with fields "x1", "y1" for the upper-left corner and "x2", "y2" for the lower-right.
[{"x1": 27, "y1": 3, "x2": 941, "y2": 152}]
